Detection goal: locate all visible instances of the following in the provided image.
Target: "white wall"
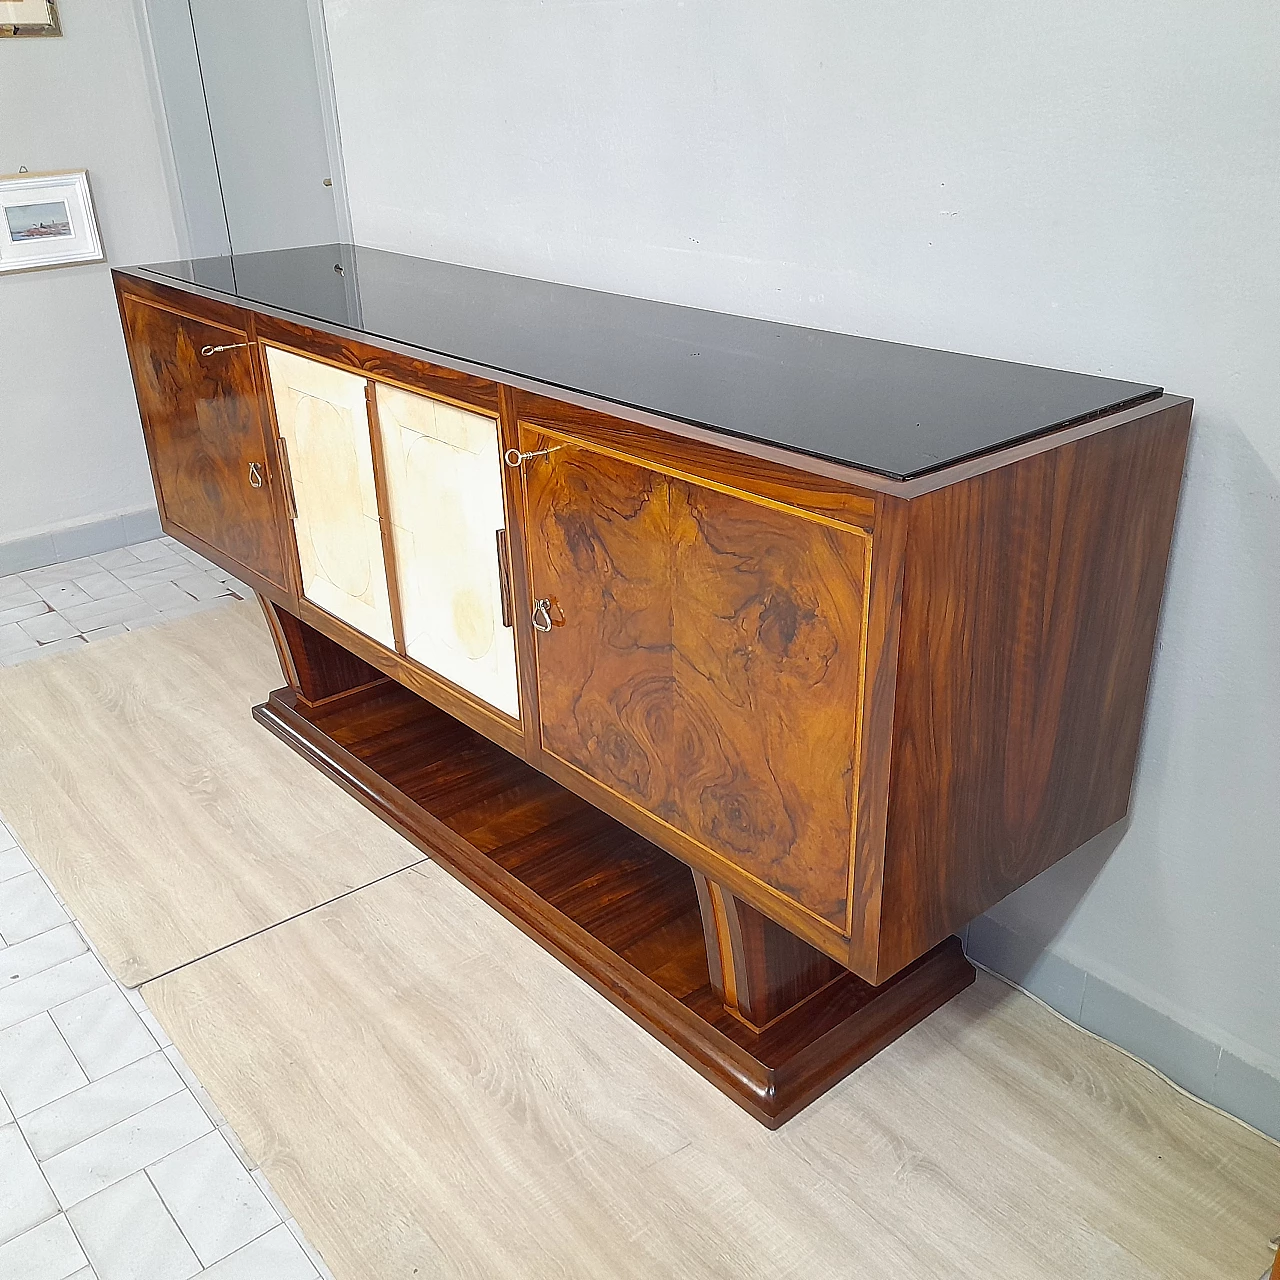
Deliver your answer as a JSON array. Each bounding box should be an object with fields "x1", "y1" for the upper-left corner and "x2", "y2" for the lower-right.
[
  {"x1": 322, "y1": 2, "x2": 1280, "y2": 1083},
  {"x1": 0, "y1": 0, "x2": 180, "y2": 546}
]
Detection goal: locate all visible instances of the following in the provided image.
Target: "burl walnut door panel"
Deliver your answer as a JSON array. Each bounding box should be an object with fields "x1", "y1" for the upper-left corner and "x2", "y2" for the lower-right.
[
  {"x1": 120, "y1": 296, "x2": 289, "y2": 592},
  {"x1": 264, "y1": 346, "x2": 395, "y2": 649},
  {"x1": 524, "y1": 433, "x2": 870, "y2": 928},
  {"x1": 373, "y1": 382, "x2": 519, "y2": 720}
]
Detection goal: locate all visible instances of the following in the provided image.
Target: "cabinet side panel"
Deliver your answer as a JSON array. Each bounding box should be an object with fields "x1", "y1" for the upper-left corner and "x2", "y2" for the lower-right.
[{"x1": 879, "y1": 401, "x2": 1192, "y2": 978}]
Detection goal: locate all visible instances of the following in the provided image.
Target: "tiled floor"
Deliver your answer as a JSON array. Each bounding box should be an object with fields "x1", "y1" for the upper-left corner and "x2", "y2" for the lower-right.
[
  {"x1": 0, "y1": 538, "x2": 252, "y2": 667},
  {"x1": 0, "y1": 542, "x2": 334, "y2": 1280}
]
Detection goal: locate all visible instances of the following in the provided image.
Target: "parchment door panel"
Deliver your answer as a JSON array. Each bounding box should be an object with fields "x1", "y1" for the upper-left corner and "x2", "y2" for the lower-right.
[
  {"x1": 374, "y1": 383, "x2": 519, "y2": 719},
  {"x1": 265, "y1": 347, "x2": 395, "y2": 648},
  {"x1": 525, "y1": 435, "x2": 868, "y2": 927}
]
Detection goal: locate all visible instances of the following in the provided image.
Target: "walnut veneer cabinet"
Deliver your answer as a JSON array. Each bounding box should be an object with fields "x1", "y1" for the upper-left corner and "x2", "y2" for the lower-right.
[{"x1": 113, "y1": 246, "x2": 1190, "y2": 1126}]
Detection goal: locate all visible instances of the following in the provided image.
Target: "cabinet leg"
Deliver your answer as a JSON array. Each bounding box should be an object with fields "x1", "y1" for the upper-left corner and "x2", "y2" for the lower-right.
[
  {"x1": 692, "y1": 871, "x2": 845, "y2": 1031},
  {"x1": 258, "y1": 596, "x2": 387, "y2": 710}
]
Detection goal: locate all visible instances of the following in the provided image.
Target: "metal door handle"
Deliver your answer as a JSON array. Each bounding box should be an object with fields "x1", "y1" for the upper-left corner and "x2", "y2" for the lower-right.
[
  {"x1": 201, "y1": 343, "x2": 249, "y2": 356},
  {"x1": 504, "y1": 445, "x2": 562, "y2": 468},
  {"x1": 531, "y1": 598, "x2": 554, "y2": 633},
  {"x1": 248, "y1": 462, "x2": 264, "y2": 489}
]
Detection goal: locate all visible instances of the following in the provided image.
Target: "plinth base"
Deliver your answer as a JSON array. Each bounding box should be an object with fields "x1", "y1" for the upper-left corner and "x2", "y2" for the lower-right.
[{"x1": 254, "y1": 682, "x2": 974, "y2": 1127}]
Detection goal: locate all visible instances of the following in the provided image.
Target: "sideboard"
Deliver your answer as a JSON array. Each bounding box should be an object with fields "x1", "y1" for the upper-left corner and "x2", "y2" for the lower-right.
[{"x1": 113, "y1": 245, "x2": 1190, "y2": 1126}]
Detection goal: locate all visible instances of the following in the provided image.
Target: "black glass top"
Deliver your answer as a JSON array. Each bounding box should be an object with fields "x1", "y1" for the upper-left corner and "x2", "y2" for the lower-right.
[{"x1": 138, "y1": 243, "x2": 1160, "y2": 481}]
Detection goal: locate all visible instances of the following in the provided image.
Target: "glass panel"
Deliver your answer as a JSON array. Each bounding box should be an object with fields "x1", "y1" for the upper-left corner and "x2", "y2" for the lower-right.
[
  {"x1": 375, "y1": 382, "x2": 518, "y2": 719},
  {"x1": 265, "y1": 346, "x2": 395, "y2": 648}
]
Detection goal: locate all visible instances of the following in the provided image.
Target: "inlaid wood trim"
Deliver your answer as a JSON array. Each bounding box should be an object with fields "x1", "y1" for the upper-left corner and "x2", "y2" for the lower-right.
[
  {"x1": 364, "y1": 381, "x2": 409, "y2": 657},
  {"x1": 516, "y1": 422, "x2": 873, "y2": 945}
]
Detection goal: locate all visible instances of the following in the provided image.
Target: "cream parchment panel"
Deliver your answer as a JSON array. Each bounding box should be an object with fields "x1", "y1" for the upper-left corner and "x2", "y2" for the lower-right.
[
  {"x1": 374, "y1": 383, "x2": 518, "y2": 719},
  {"x1": 265, "y1": 347, "x2": 395, "y2": 648}
]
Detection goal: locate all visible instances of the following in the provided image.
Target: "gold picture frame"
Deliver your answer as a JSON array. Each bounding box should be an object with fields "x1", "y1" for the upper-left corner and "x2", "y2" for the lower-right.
[{"x1": 0, "y1": 0, "x2": 61, "y2": 38}]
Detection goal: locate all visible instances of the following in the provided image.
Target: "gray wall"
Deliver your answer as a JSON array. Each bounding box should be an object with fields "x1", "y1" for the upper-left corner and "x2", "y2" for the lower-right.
[
  {"x1": 0, "y1": 0, "x2": 181, "y2": 560},
  {"x1": 186, "y1": 0, "x2": 340, "y2": 254},
  {"x1": 322, "y1": 1, "x2": 1280, "y2": 1126}
]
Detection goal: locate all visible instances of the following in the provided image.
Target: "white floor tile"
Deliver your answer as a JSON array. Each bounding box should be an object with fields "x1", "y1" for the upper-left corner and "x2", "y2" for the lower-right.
[
  {"x1": 248, "y1": 1169, "x2": 289, "y2": 1221},
  {"x1": 18, "y1": 612, "x2": 80, "y2": 644},
  {"x1": 285, "y1": 1219, "x2": 334, "y2": 1280},
  {"x1": 136, "y1": 1009, "x2": 171, "y2": 1049},
  {"x1": 0, "y1": 827, "x2": 15, "y2": 852},
  {"x1": 0, "y1": 1123, "x2": 58, "y2": 1246},
  {"x1": 21, "y1": 1052, "x2": 184, "y2": 1162},
  {"x1": 162, "y1": 1048, "x2": 226, "y2": 1128},
  {"x1": 0, "y1": 925, "x2": 88, "y2": 991},
  {"x1": 0, "y1": 1014, "x2": 88, "y2": 1117},
  {"x1": 0, "y1": 1212, "x2": 88, "y2": 1280},
  {"x1": 0, "y1": 622, "x2": 39, "y2": 656},
  {"x1": 147, "y1": 1131, "x2": 279, "y2": 1267},
  {"x1": 72, "y1": 571, "x2": 134, "y2": 602},
  {"x1": 0, "y1": 575, "x2": 40, "y2": 604},
  {"x1": 127, "y1": 540, "x2": 175, "y2": 563},
  {"x1": 22, "y1": 558, "x2": 101, "y2": 586},
  {"x1": 135, "y1": 582, "x2": 198, "y2": 613},
  {"x1": 83, "y1": 624, "x2": 128, "y2": 643},
  {"x1": 90, "y1": 549, "x2": 139, "y2": 571},
  {"x1": 170, "y1": 575, "x2": 232, "y2": 604},
  {"x1": 32, "y1": 583, "x2": 93, "y2": 612},
  {"x1": 42, "y1": 1090, "x2": 214, "y2": 1208},
  {"x1": 201, "y1": 1223, "x2": 318, "y2": 1280},
  {"x1": 0, "y1": 849, "x2": 32, "y2": 883},
  {"x1": 0, "y1": 1092, "x2": 9, "y2": 1125},
  {"x1": 0, "y1": 601, "x2": 49, "y2": 629},
  {"x1": 0, "y1": 953, "x2": 109, "y2": 1033},
  {"x1": 0, "y1": 872, "x2": 69, "y2": 946},
  {"x1": 51, "y1": 986, "x2": 157, "y2": 1081},
  {"x1": 215, "y1": 1124, "x2": 254, "y2": 1172},
  {"x1": 110, "y1": 559, "x2": 188, "y2": 587},
  {"x1": 58, "y1": 596, "x2": 158, "y2": 634},
  {"x1": 67, "y1": 1171, "x2": 200, "y2": 1280}
]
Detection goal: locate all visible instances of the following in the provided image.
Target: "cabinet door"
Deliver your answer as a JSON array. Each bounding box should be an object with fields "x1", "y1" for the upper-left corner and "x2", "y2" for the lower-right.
[
  {"x1": 264, "y1": 346, "x2": 395, "y2": 648},
  {"x1": 121, "y1": 295, "x2": 289, "y2": 592},
  {"x1": 524, "y1": 433, "x2": 870, "y2": 929},
  {"x1": 373, "y1": 383, "x2": 519, "y2": 719}
]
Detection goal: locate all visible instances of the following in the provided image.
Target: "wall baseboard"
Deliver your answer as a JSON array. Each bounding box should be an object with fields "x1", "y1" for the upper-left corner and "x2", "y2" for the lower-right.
[
  {"x1": 965, "y1": 914, "x2": 1280, "y2": 1143},
  {"x1": 0, "y1": 506, "x2": 163, "y2": 576}
]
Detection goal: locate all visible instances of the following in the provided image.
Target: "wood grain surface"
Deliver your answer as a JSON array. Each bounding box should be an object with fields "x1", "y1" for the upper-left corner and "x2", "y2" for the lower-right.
[
  {"x1": 0, "y1": 602, "x2": 423, "y2": 985},
  {"x1": 144, "y1": 865, "x2": 1280, "y2": 1280},
  {"x1": 878, "y1": 402, "x2": 1192, "y2": 976},
  {"x1": 524, "y1": 432, "x2": 868, "y2": 927},
  {"x1": 253, "y1": 678, "x2": 972, "y2": 1123},
  {"x1": 119, "y1": 292, "x2": 291, "y2": 597}
]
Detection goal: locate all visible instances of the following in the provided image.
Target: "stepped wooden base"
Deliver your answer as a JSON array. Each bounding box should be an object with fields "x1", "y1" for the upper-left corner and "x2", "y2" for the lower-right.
[{"x1": 254, "y1": 681, "x2": 974, "y2": 1127}]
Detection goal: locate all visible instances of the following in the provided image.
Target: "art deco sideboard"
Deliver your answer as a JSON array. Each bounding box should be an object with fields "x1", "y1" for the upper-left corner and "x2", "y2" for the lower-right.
[{"x1": 112, "y1": 246, "x2": 1191, "y2": 1126}]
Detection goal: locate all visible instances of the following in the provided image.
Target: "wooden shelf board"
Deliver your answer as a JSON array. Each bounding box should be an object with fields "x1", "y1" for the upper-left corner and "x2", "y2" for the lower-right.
[{"x1": 254, "y1": 681, "x2": 974, "y2": 1125}]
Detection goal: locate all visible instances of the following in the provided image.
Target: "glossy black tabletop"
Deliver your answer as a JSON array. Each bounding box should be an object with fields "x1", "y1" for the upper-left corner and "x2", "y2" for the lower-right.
[{"x1": 137, "y1": 243, "x2": 1161, "y2": 481}]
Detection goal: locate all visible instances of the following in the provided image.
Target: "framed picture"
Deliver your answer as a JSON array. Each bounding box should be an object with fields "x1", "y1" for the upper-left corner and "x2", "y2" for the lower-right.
[
  {"x1": 0, "y1": 0, "x2": 61, "y2": 37},
  {"x1": 0, "y1": 170, "x2": 104, "y2": 275}
]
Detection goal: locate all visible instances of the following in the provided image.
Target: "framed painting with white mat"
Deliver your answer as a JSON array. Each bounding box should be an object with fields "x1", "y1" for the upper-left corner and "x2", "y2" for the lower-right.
[
  {"x1": 0, "y1": 169, "x2": 103, "y2": 274},
  {"x1": 0, "y1": 0, "x2": 61, "y2": 37}
]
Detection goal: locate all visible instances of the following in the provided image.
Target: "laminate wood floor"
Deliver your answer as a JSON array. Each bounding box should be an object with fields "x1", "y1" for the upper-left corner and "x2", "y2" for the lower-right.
[
  {"x1": 145, "y1": 863, "x2": 1280, "y2": 1280},
  {"x1": 0, "y1": 600, "x2": 423, "y2": 986}
]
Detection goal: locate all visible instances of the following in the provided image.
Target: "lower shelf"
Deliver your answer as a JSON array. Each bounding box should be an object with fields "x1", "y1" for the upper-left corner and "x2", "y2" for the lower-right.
[{"x1": 254, "y1": 682, "x2": 974, "y2": 1126}]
